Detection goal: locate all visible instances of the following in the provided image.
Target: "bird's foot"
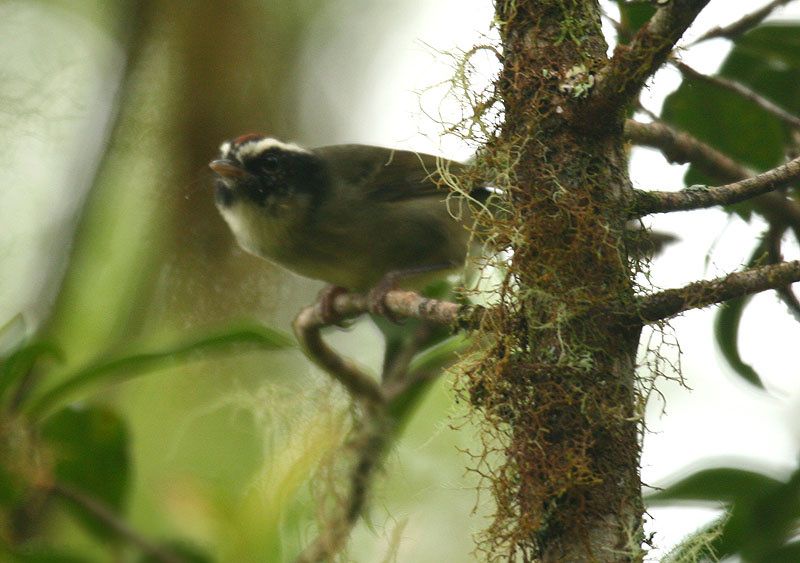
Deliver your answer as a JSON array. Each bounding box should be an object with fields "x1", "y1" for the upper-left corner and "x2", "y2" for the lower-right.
[
  {"x1": 368, "y1": 273, "x2": 402, "y2": 324},
  {"x1": 317, "y1": 285, "x2": 349, "y2": 326}
]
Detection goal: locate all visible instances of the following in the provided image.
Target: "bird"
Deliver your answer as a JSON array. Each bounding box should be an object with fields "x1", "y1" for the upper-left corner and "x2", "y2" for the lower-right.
[{"x1": 209, "y1": 134, "x2": 485, "y2": 316}]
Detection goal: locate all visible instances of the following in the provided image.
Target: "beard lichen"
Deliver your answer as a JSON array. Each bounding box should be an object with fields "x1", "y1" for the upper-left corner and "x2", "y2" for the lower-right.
[{"x1": 432, "y1": 2, "x2": 677, "y2": 560}]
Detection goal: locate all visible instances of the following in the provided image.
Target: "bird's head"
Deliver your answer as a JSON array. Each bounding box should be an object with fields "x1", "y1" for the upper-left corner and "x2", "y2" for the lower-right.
[{"x1": 209, "y1": 134, "x2": 327, "y2": 214}]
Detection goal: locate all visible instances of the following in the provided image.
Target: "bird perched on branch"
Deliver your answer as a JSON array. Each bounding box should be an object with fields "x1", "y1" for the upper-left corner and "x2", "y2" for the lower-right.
[
  {"x1": 209, "y1": 135, "x2": 673, "y2": 317},
  {"x1": 209, "y1": 134, "x2": 486, "y2": 315}
]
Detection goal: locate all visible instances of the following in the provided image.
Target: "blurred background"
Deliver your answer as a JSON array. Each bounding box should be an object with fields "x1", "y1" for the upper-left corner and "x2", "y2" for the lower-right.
[{"x1": 1, "y1": 0, "x2": 799, "y2": 561}]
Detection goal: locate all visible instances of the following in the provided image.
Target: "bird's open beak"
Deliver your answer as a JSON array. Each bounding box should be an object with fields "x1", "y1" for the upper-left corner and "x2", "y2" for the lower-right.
[{"x1": 209, "y1": 159, "x2": 249, "y2": 179}]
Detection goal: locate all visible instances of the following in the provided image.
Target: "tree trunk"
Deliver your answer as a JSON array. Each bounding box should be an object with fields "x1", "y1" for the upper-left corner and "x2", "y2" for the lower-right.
[{"x1": 474, "y1": 1, "x2": 645, "y2": 560}]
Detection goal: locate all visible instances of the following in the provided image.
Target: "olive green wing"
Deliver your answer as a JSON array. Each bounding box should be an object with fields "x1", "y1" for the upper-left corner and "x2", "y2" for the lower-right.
[{"x1": 314, "y1": 144, "x2": 467, "y2": 202}]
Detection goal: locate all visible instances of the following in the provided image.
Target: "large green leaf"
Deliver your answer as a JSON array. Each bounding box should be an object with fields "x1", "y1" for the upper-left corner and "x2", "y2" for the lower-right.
[
  {"x1": 646, "y1": 467, "x2": 782, "y2": 505},
  {"x1": 720, "y1": 467, "x2": 800, "y2": 561},
  {"x1": 0, "y1": 342, "x2": 63, "y2": 408},
  {"x1": 651, "y1": 464, "x2": 800, "y2": 560},
  {"x1": 714, "y1": 296, "x2": 763, "y2": 388},
  {"x1": 766, "y1": 541, "x2": 800, "y2": 563},
  {"x1": 713, "y1": 233, "x2": 772, "y2": 388},
  {"x1": 616, "y1": 1, "x2": 656, "y2": 45},
  {"x1": 41, "y1": 406, "x2": 130, "y2": 541},
  {"x1": 662, "y1": 24, "x2": 800, "y2": 211},
  {"x1": 26, "y1": 324, "x2": 293, "y2": 420}
]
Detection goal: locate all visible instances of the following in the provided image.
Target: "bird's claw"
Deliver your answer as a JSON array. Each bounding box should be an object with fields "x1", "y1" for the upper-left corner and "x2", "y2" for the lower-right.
[
  {"x1": 368, "y1": 274, "x2": 403, "y2": 324},
  {"x1": 317, "y1": 285, "x2": 349, "y2": 326}
]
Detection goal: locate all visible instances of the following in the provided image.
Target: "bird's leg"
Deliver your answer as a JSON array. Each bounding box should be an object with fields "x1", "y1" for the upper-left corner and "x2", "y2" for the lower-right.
[
  {"x1": 367, "y1": 273, "x2": 403, "y2": 323},
  {"x1": 317, "y1": 285, "x2": 350, "y2": 325},
  {"x1": 368, "y1": 263, "x2": 454, "y2": 323}
]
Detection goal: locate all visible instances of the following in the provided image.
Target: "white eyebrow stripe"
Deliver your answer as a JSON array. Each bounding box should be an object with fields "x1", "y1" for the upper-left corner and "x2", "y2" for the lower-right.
[
  {"x1": 235, "y1": 138, "x2": 310, "y2": 159},
  {"x1": 219, "y1": 141, "x2": 232, "y2": 155}
]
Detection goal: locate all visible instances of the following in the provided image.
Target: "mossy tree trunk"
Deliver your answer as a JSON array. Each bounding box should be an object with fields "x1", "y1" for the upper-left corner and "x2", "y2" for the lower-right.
[{"x1": 474, "y1": 2, "x2": 645, "y2": 560}]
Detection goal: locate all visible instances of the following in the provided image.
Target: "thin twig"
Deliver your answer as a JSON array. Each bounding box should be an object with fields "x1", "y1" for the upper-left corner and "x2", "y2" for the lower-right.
[
  {"x1": 293, "y1": 308, "x2": 385, "y2": 405},
  {"x1": 293, "y1": 303, "x2": 461, "y2": 561},
  {"x1": 623, "y1": 119, "x2": 800, "y2": 236},
  {"x1": 295, "y1": 405, "x2": 390, "y2": 563},
  {"x1": 582, "y1": 0, "x2": 711, "y2": 124},
  {"x1": 690, "y1": 0, "x2": 793, "y2": 44},
  {"x1": 636, "y1": 260, "x2": 800, "y2": 322},
  {"x1": 293, "y1": 289, "x2": 480, "y2": 403},
  {"x1": 631, "y1": 155, "x2": 800, "y2": 215},
  {"x1": 623, "y1": 119, "x2": 750, "y2": 182},
  {"x1": 673, "y1": 60, "x2": 800, "y2": 130},
  {"x1": 292, "y1": 288, "x2": 475, "y2": 561},
  {"x1": 766, "y1": 225, "x2": 800, "y2": 320},
  {"x1": 52, "y1": 482, "x2": 184, "y2": 563},
  {"x1": 382, "y1": 322, "x2": 434, "y2": 385},
  {"x1": 296, "y1": 289, "x2": 470, "y2": 328}
]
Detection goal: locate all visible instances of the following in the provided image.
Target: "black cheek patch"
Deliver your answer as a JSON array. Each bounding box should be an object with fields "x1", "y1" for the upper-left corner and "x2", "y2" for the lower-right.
[{"x1": 215, "y1": 182, "x2": 236, "y2": 207}]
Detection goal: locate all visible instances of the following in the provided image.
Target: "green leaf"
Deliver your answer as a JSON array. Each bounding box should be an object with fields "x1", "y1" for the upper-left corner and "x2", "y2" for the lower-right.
[
  {"x1": 657, "y1": 465, "x2": 800, "y2": 560},
  {"x1": 0, "y1": 313, "x2": 27, "y2": 356},
  {"x1": 26, "y1": 324, "x2": 293, "y2": 420},
  {"x1": 662, "y1": 25, "x2": 800, "y2": 218},
  {"x1": 662, "y1": 73, "x2": 784, "y2": 186},
  {"x1": 714, "y1": 297, "x2": 763, "y2": 388},
  {"x1": 713, "y1": 234, "x2": 772, "y2": 388},
  {"x1": 408, "y1": 333, "x2": 472, "y2": 375},
  {"x1": 766, "y1": 541, "x2": 800, "y2": 563},
  {"x1": 616, "y1": 1, "x2": 656, "y2": 44},
  {"x1": 732, "y1": 26, "x2": 800, "y2": 103},
  {"x1": 0, "y1": 342, "x2": 63, "y2": 407},
  {"x1": 42, "y1": 406, "x2": 130, "y2": 541},
  {"x1": 389, "y1": 334, "x2": 472, "y2": 425},
  {"x1": 729, "y1": 467, "x2": 800, "y2": 561},
  {"x1": 646, "y1": 467, "x2": 782, "y2": 505}
]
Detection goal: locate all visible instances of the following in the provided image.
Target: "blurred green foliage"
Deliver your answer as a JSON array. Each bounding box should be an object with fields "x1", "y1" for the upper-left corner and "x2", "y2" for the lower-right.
[
  {"x1": 650, "y1": 15, "x2": 800, "y2": 563},
  {"x1": 663, "y1": 26, "x2": 800, "y2": 195},
  {"x1": 661, "y1": 22, "x2": 800, "y2": 391},
  {"x1": 613, "y1": 2, "x2": 800, "y2": 558},
  {"x1": 3, "y1": 1, "x2": 800, "y2": 561},
  {"x1": 0, "y1": 1, "x2": 482, "y2": 560},
  {"x1": 650, "y1": 464, "x2": 800, "y2": 561}
]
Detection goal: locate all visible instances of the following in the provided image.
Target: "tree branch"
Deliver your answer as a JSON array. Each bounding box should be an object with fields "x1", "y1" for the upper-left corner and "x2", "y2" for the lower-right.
[
  {"x1": 52, "y1": 482, "x2": 184, "y2": 563},
  {"x1": 623, "y1": 119, "x2": 749, "y2": 181},
  {"x1": 631, "y1": 155, "x2": 800, "y2": 215},
  {"x1": 292, "y1": 289, "x2": 476, "y2": 561},
  {"x1": 293, "y1": 307, "x2": 385, "y2": 405},
  {"x1": 690, "y1": 0, "x2": 793, "y2": 44},
  {"x1": 766, "y1": 225, "x2": 800, "y2": 320},
  {"x1": 636, "y1": 260, "x2": 800, "y2": 322},
  {"x1": 586, "y1": 0, "x2": 711, "y2": 120},
  {"x1": 673, "y1": 60, "x2": 800, "y2": 130},
  {"x1": 622, "y1": 120, "x2": 800, "y2": 235},
  {"x1": 295, "y1": 405, "x2": 389, "y2": 563},
  {"x1": 297, "y1": 289, "x2": 470, "y2": 328},
  {"x1": 292, "y1": 289, "x2": 479, "y2": 402}
]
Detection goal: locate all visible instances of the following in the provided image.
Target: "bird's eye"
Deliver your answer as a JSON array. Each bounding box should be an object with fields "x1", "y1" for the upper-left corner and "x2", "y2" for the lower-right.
[{"x1": 261, "y1": 154, "x2": 279, "y2": 172}]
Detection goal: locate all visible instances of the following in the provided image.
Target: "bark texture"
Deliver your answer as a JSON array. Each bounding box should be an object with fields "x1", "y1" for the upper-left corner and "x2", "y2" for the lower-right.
[{"x1": 470, "y1": 1, "x2": 645, "y2": 560}]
